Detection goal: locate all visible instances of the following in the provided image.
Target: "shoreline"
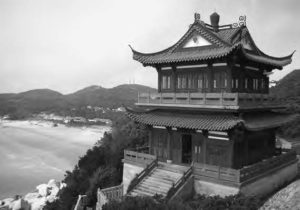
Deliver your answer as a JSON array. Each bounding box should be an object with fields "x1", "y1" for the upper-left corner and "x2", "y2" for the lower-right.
[{"x1": 0, "y1": 119, "x2": 111, "y2": 200}]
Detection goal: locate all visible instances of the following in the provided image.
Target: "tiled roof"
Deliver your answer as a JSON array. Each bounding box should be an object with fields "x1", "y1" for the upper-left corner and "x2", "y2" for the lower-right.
[
  {"x1": 133, "y1": 44, "x2": 240, "y2": 65},
  {"x1": 126, "y1": 109, "x2": 242, "y2": 131},
  {"x1": 126, "y1": 108, "x2": 298, "y2": 131},
  {"x1": 131, "y1": 20, "x2": 293, "y2": 68},
  {"x1": 243, "y1": 112, "x2": 298, "y2": 131}
]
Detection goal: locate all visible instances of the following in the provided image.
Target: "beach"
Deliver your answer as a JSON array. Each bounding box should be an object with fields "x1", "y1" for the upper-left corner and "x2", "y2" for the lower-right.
[{"x1": 0, "y1": 120, "x2": 110, "y2": 199}]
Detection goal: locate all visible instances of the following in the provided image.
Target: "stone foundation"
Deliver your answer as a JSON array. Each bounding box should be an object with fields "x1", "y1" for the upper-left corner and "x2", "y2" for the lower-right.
[
  {"x1": 122, "y1": 163, "x2": 144, "y2": 194},
  {"x1": 240, "y1": 162, "x2": 298, "y2": 197}
]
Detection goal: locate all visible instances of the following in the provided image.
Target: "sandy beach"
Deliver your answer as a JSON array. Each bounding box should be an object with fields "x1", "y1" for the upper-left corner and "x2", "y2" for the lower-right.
[{"x1": 0, "y1": 120, "x2": 110, "y2": 199}]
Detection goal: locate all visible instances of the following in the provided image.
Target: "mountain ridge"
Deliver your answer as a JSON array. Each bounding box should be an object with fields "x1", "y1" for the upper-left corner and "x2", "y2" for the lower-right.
[{"x1": 0, "y1": 84, "x2": 156, "y2": 117}]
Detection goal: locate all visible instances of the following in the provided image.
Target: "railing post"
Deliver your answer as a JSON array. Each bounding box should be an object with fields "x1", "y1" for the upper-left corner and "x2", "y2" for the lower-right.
[
  {"x1": 160, "y1": 92, "x2": 162, "y2": 104},
  {"x1": 204, "y1": 92, "x2": 207, "y2": 105},
  {"x1": 220, "y1": 92, "x2": 223, "y2": 106},
  {"x1": 148, "y1": 91, "x2": 150, "y2": 103},
  {"x1": 188, "y1": 91, "x2": 191, "y2": 104},
  {"x1": 138, "y1": 92, "x2": 140, "y2": 103}
]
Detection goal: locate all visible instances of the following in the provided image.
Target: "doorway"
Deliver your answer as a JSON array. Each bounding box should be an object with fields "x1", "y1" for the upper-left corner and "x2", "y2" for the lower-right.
[{"x1": 182, "y1": 134, "x2": 192, "y2": 164}]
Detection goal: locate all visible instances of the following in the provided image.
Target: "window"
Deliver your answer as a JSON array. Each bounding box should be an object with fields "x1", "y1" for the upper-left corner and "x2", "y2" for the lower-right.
[
  {"x1": 187, "y1": 74, "x2": 193, "y2": 89},
  {"x1": 245, "y1": 78, "x2": 248, "y2": 89},
  {"x1": 253, "y1": 78, "x2": 259, "y2": 90},
  {"x1": 261, "y1": 79, "x2": 265, "y2": 90},
  {"x1": 213, "y1": 79, "x2": 217, "y2": 88},
  {"x1": 197, "y1": 74, "x2": 203, "y2": 89},
  {"x1": 235, "y1": 79, "x2": 239, "y2": 89},
  {"x1": 204, "y1": 73, "x2": 208, "y2": 88},
  {"x1": 177, "y1": 74, "x2": 186, "y2": 89},
  {"x1": 162, "y1": 75, "x2": 171, "y2": 89}
]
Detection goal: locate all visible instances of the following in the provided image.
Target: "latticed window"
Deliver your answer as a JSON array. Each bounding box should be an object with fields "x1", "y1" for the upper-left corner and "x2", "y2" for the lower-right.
[
  {"x1": 197, "y1": 74, "x2": 203, "y2": 89},
  {"x1": 162, "y1": 75, "x2": 171, "y2": 89},
  {"x1": 253, "y1": 78, "x2": 258, "y2": 90}
]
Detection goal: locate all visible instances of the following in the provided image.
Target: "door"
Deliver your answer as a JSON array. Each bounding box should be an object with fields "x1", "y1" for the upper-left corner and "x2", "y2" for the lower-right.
[
  {"x1": 193, "y1": 135, "x2": 202, "y2": 163},
  {"x1": 182, "y1": 134, "x2": 192, "y2": 164}
]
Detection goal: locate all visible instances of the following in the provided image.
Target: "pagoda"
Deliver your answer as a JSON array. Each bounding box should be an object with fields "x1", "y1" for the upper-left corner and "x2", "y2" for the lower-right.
[{"x1": 121, "y1": 13, "x2": 298, "y2": 200}]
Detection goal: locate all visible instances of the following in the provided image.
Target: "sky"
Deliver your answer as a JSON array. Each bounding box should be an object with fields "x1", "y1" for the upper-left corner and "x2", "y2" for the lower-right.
[{"x1": 0, "y1": 0, "x2": 299, "y2": 94}]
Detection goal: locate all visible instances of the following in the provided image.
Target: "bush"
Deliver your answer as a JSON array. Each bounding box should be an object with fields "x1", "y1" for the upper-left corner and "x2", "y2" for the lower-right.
[
  {"x1": 102, "y1": 194, "x2": 261, "y2": 210},
  {"x1": 44, "y1": 113, "x2": 148, "y2": 209}
]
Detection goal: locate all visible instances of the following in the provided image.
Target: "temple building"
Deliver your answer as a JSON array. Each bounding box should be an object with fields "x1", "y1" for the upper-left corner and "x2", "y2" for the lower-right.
[{"x1": 97, "y1": 13, "x2": 298, "y2": 205}]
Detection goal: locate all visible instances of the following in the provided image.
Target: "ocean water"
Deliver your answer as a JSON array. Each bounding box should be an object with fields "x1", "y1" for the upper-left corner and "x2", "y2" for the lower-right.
[{"x1": 0, "y1": 120, "x2": 110, "y2": 199}]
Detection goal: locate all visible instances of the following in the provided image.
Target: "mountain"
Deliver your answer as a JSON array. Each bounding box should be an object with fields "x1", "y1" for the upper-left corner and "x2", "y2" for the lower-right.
[
  {"x1": 270, "y1": 69, "x2": 300, "y2": 99},
  {"x1": 0, "y1": 84, "x2": 156, "y2": 117}
]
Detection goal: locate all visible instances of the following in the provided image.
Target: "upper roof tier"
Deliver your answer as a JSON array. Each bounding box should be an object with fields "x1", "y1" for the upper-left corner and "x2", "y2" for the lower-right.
[{"x1": 130, "y1": 13, "x2": 294, "y2": 70}]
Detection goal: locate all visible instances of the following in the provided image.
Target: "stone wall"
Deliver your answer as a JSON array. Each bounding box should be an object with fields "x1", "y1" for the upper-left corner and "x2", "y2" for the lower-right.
[{"x1": 122, "y1": 163, "x2": 144, "y2": 194}]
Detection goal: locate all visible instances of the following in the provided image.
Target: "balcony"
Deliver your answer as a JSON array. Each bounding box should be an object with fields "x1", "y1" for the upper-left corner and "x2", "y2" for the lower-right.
[{"x1": 136, "y1": 92, "x2": 286, "y2": 110}]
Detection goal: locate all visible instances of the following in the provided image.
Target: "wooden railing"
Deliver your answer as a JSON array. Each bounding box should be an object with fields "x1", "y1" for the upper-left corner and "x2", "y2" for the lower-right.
[
  {"x1": 127, "y1": 158, "x2": 158, "y2": 194},
  {"x1": 193, "y1": 151, "x2": 297, "y2": 186},
  {"x1": 100, "y1": 184, "x2": 123, "y2": 201},
  {"x1": 124, "y1": 149, "x2": 156, "y2": 164},
  {"x1": 239, "y1": 150, "x2": 297, "y2": 183},
  {"x1": 165, "y1": 165, "x2": 193, "y2": 200},
  {"x1": 128, "y1": 146, "x2": 150, "y2": 154},
  {"x1": 137, "y1": 92, "x2": 285, "y2": 109},
  {"x1": 193, "y1": 163, "x2": 240, "y2": 186}
]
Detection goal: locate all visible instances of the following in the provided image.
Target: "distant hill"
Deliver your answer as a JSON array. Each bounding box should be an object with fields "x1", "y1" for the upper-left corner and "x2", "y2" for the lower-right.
[
  {"x1": 0, "y1": 84, "x2": 156, "y2": 117},
  {"x1": 270, "y1": 69, "x2": 300, "y2": 100}
]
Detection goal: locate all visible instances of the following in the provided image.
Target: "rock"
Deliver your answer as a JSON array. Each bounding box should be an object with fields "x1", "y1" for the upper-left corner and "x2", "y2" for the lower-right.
[
  {"x1": 36, "y1": 184, "x2": 49, "y2": 197},
  {"x1": 260, "y1": 179, "x2": 300, "y2": 210},
  {"x1": 1, "y1": 179, "x2": 65, "y2": 210}
]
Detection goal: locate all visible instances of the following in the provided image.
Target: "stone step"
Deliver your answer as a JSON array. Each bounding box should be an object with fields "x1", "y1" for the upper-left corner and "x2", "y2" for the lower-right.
[
  {"x1": 150, "y1": 174, "x2": 180, "y2": 182},
  {"x1": 137, "y1": 185, "x2": 168, "y2": 195},
  {"x1": 145, "y1": 176, "x2": 175, "y2": 186},
  {"x1": 142, "y1": 177, "x2": 174, "y2": 187},
  {"x1": 132, "y1": 188, "x2": 162, "y2": 197},
  {"x1": 158, "y1": 162, "x2": 190, "y2": 174},
  {"x1": 139, "y1": 180, "x2": 171, "y2": 191},
  {"x1": 153, "y1": 169, "x2": 182, "y2": 176},
  {"x1": 138, "y1": 183, "x2": 171, "y2": 192},
  {"x1": 151, "y1": 171, "x2": 181, "y2": 178}
]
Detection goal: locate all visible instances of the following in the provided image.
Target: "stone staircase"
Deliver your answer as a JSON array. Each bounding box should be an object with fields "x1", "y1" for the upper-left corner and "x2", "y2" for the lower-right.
[{"x1": 129, "y1": 163, "x2": 190, "y2": 197}]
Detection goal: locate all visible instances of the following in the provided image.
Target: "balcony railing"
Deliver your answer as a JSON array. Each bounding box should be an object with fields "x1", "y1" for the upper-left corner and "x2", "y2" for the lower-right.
[
  {"x1": 124, "y1": 149, "x2": 156, "y2": 165},
  {"x1": 193, "y1": 150, "x2": 297, "y2": 186},
  {"x1": 137, "y1": 92, "x2": 286, "y2": 109}
]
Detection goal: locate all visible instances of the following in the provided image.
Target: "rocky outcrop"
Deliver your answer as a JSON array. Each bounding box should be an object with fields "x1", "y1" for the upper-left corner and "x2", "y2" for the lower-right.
[
  {"x1": 0, "y1": 179, "x2": 66, "y2": 210},
  {"x1": 260, "y1": 179, "x2": 300, "y2": 210}
]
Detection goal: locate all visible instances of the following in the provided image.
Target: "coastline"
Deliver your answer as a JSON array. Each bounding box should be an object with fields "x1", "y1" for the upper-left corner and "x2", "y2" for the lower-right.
[{"x1": 0, "y1": 119, "x2": 111, "y2": 200}]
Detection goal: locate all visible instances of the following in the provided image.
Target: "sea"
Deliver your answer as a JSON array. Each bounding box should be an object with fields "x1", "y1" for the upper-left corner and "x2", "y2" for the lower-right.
[{"x1": 0, "y1": 120, "x2": 110, "y2": 199}]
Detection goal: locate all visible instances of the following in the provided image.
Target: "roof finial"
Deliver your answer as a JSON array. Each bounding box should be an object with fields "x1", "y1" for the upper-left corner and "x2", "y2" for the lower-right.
[{"x1": 194, "y1": 13, "x2": 200, "y2": 23}]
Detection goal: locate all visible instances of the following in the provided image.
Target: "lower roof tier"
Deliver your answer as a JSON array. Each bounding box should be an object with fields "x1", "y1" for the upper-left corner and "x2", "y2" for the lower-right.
[{"x1": 126, "y1": 108, "x2": 298, "y2": 131}]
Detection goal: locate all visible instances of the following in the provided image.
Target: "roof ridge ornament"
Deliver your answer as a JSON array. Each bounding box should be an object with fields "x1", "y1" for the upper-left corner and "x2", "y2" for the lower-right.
[
  {"x1": 232, "y1": 15, "x2": 246, "y2": 28},
  {"x1": 194, "y1": 13, "x2": 200, "y2": 23}
]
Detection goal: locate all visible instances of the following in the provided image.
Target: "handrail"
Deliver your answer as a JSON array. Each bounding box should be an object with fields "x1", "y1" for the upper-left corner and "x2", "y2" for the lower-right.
[
  {"x1": 100, "y1": 184, "x2": 123, "y2": 201},
  {"x1": 239, "y1": 150, "x2": 297, "y2": 183},
  {"x1": 126, "y1": 158, "x2": 158, "y2": 194},
  {"x1": 165, "y1": 165, "x2": 193, "y2": 201},
  {"x1": 137, "y1": 92, "x2": 286, "y2": 108}
]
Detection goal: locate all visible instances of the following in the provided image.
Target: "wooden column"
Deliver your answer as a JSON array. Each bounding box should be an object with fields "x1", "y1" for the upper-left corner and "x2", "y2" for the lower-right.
[
  {"x1": 208, "y1": 63, "x2": 213, "y2": 92},
  {"x1": 227, "y1": 61, "x2": 233, "y2": 92},
  {"x1": 166, "y1": 127, "x2": 172, "y2": 162},
  {"x1": 244, "y1": 135, "x2": 248, "y2": 165},
  {"x1": 171, "y1": 66, "x2": 177, "y2": 92},
  {"x1": 156, "y1": 66, "x2": 162, "y2": 92},
  {"x1": 148, "y1": 125, "x2": 153, "y2": 155},
  {"x1": 202, "y1": 130, "x2": 208, "y2": 164}
]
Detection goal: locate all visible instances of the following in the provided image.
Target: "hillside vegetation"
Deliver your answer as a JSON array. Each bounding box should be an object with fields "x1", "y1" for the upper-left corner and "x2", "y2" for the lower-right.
[
  {"x1": 0, "y1": 84, "x2": 156, "y2": 118},
  {"x1": 271, "y1": 69, "x2": 300, "y2": 139}
]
